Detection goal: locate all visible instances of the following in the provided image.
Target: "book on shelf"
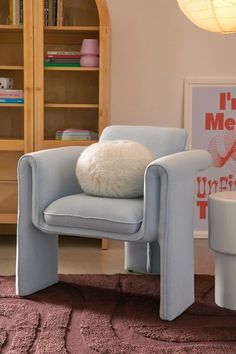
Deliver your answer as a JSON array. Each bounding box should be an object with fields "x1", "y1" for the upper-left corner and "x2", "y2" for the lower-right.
[
  {"x1": 57, "y1": 0, "x2": 63, "y2": 26},
  {"x1": 44, "y1": 0, "x2": 49, "y2": 26},
  {"x1": 56, "y1": 135, "x2": 96, "y2": 141},
  {"x1": 45, "y1": 54, "x2": 81, "y2": 67},
  {"x1": 13, "y1": 0, "x2": 20, "y2": 25},
  {"x1": 48, "y1": 0, "x2": 54, "y2": 26},
  {"x1": 8, "y1": 0, "x2": 23, "y2": 25},
  {"x1": 46, "y1": 54, "x2": 81, "y2": 59},
  {"x1": 56, "y1": 128, "x2": 98, "y2": 141},
  {"x1": 9, "y1": 0, "x2": 13, "y2": 25},
  {"x1": 44, "y1": 0, "x2": 63, "y2": 26},
  {"x1": 0, "y1": 89, "x2": 23, "y2": 98},
  {"x1": 44, "y1": 62, "x2": 81, "y2": 67},
  {"x1": 56, "y1": 128, "x2": 98, "y2": 135},
  {"x1": 53, "y1": 0, "x2": 58, "y2": 26},
  {"x1": 46, "y1": 58, "x2": 80, "y2": 63},
  {"x1": 47, "y1": 51, "x2": 81, "y2": 55},
  {"x1": 0, "y1": 98, "x2": 24, "y2": 103},
  {"x1": 19, "y1": 0, "x2": 23, "y2": 24}
]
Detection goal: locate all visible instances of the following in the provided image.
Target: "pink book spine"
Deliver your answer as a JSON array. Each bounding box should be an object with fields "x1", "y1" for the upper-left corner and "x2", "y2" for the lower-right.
[{"x1": 0, "y1": 90, "x2": 24, "y2": 98}]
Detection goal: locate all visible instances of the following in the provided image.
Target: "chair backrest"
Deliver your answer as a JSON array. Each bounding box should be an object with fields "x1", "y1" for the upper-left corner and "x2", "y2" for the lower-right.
[{"x1": 100, "y1": 125, "x2": 187, "y2": 158}]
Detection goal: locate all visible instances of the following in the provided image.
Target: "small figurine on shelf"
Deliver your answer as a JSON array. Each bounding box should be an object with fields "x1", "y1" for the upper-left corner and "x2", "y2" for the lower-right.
[
  {"x1": 80, "y1": 39, "x2": 99, "y2": 67},
  {"x1": 0, "y1": 77, "x2": 13, "y2": 89}
]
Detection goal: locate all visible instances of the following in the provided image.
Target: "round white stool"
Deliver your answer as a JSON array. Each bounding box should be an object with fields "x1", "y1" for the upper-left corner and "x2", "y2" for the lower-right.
[{"x1": 208, "y1": 191, "x2": 236, "y2": 310}]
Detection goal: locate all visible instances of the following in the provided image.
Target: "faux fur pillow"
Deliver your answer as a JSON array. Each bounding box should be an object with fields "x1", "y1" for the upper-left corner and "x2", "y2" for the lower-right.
[{"x1": 76, "y1": 140, "x2": 153, "y2": 198}]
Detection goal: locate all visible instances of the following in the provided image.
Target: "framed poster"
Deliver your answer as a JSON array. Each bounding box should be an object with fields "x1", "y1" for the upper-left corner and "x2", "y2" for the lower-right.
[{"x1": 184, "y1": 78, "x2": 236, "y2": 238}]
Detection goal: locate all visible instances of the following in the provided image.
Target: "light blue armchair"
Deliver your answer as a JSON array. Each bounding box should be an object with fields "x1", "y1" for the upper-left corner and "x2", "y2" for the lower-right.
[{"x1": 16, "y1": 125, "x2": 212, "y2": 321}]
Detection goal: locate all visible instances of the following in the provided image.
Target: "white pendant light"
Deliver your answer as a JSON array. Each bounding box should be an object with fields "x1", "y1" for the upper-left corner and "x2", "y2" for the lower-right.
[{"x1": 177, "y1": 0, "x2": 236, "y2": 33}]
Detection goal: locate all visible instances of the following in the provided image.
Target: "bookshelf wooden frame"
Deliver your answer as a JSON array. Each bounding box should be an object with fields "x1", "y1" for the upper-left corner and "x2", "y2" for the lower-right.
[{"x1": 0, "y1": 1, "x2": 110, "y2": 249}]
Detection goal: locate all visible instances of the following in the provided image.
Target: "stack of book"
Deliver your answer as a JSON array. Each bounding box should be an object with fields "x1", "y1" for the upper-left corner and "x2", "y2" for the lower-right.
[
  {"x1": 0, "y1": 89, "x2": 24, "y2": 104},
  {"x1": 55, "y1": 129, "x2": 98, "y2": 141},
  {"x1": 44, "y1": 0, "x2": 63, "y2": 26},
  {"x1": 45, "y1": 50, "x2": 81, "y2": 67},
  {"x1": 9, "y1": 0, "x2": 23, "y2": 25}
]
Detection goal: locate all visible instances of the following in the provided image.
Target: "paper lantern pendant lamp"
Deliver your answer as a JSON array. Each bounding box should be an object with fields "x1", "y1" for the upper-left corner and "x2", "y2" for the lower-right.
[{"x1": 177, "y1": 0, "x2": 236, "y2": 33}]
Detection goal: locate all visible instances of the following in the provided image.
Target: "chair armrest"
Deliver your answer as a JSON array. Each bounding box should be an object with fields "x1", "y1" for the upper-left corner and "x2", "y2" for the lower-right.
[
  {"x1": 143, "y1": 149, "x2": 212, "y2": 320},
  {"x1": 148, "y1": 149, "x2": 212, "y2": 177},
  {"x1": 143, "y1": 149, "x2": 212, "y2": 241},
  {"x1": 18, "y1": 147, "x2": 85, "y2": 228}
]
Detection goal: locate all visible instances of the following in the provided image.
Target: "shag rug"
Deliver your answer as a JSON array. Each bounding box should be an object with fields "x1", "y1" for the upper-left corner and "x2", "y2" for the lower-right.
[{"x1": 0, "y1": 275, "x2": 235, "y2": 353}]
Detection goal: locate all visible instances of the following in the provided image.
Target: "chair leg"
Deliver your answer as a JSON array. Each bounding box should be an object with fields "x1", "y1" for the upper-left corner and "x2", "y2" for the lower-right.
[
  {"x1": 16, "y1": 155, "x2": 58, "y2": 296},
  {"x1": 16, "y1": 224, "x2": 58, "y2": 296},
  {"x1": 124, "y1": 242, "x2": 160, "y2": 274},
  {"x1": 159, "y1": 236, "x2": 194, "y2": 321},
  {"x1": 101, "y1": 238, "x2": 108, "y2": 250}
]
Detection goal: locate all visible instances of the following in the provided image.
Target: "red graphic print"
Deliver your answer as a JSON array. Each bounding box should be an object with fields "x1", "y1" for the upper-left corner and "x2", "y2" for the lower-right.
[{"x1": 208, "y1": 129, "x2": 236, "y2": 172}]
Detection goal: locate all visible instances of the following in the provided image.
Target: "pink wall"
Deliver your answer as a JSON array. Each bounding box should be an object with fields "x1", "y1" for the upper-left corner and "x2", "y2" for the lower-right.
[{"x1": 106, "y1": 0, "x2": 236, "y2": 128}]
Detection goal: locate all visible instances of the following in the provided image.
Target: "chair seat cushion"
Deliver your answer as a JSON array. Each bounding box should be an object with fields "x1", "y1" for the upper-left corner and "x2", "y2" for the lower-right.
[{"x1": 44, "y1": 193, "x2": 143, "y2": 234}]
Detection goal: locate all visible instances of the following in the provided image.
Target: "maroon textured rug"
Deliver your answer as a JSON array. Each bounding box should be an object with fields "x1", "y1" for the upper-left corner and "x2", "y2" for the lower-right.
[{"x1": 0, "y1": 275, "x2": 235, "y2": 353}]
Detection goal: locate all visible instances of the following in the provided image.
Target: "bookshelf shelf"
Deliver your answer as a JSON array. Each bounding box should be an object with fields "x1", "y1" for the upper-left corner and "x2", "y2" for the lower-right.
[
  {"x1": 0, "y1": 180, "x2": 17, "y2": 184},
  {"x1": 45, "y1": 26, "x2": 99, "y2": 32},
  {"x1": 45, "y1": 103, "x2": 99, "y2": 108},
  {"x1": 0, "y1": 25, "x2": 23, "y2": 32},
  {"x1": 0, "y1": 213, "x2": 17, "y2": 224},
  {"x1": 0, "y1": 104, "x2": 24, "y2": 107},
  {"x1": 44, "y1": 67, "x2": 99, "y2": 71},
  {"x1": 0, "y1": 66, "x2": 24, "y2": 70},
  {"x1": 0, "y1": 140, "x2": 24, "y2": 151},
  {"x1": 43, "y1": 140, "x2": 98, "y2": 149}
]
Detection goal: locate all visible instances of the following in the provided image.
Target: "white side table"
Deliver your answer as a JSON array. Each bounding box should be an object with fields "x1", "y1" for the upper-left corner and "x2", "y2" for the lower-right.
[{"x1": 208, "y1": 191, "x2": 236, "y2": 310}]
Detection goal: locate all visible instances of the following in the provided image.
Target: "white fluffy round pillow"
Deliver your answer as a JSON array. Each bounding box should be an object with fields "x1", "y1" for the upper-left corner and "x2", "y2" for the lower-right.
[{"x1": 76, "y1": 140, "x2": 153, "y2": 198}]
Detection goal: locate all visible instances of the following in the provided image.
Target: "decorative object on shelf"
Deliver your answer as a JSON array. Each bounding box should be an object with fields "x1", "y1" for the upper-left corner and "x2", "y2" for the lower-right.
[
  {"x1": 55, "y1": 128, "x2": 98, "y2": 141},
  {"x1": 0, "y1": 78, "x2": 13, "y2": 89},
  {"x1": 80, "y1": 39, "x2": 99, "y2": 67},
  {"x1": 176, "y1": 0, "x2": 236, "y2": 33}
]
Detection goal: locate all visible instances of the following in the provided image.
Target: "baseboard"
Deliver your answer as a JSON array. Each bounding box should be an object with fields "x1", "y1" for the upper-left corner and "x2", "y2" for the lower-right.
[{"x1": 194, "y1": 231, "x2": 208, "y2": 239}]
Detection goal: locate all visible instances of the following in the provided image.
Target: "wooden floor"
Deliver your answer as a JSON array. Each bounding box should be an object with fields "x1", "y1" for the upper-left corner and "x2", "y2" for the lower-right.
[{"x1": 0, "y1": 236, "x2": 214, "y2": 276}]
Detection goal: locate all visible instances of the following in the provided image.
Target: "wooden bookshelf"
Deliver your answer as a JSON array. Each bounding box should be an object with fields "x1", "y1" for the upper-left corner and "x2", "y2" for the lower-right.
[
  {"x1": 34, "y1": 0, "x2": 110, "y2": 152},
  {"x1": 0, "y1": 0, "x2": 33, "y2": 229},
  {"x1": 0, "y1": 0, "x2": 110, "y2": 249}
]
